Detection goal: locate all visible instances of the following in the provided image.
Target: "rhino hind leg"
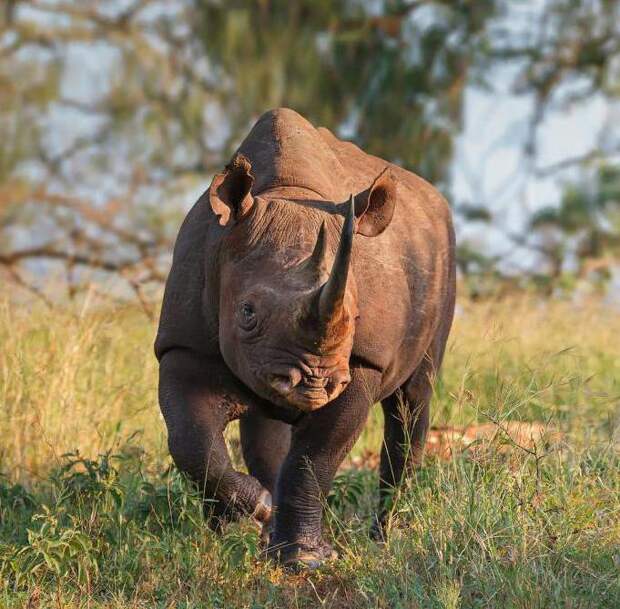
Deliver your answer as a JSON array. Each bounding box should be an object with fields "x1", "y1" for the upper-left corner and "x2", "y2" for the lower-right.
[
  {"x1": 239, "y1": 413, "x2": 291, "y2": 543},
  {"x1": 158, "y1": 349, "x2": 272, "y2": 529},
  {"x1": 240, "y1": 412, "x2": 291, "y2": 495},
  {"x1": 372, "y1": 353, "x2": 438, "y2": 541}
]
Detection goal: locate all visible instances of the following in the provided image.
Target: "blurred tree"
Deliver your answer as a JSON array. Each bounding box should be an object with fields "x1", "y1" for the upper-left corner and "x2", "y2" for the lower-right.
[
  {"x1": 0, "y1": 0, "x2": 618, "y2": 304},
  {"x1": 0, "y1": 0, "x2": 500, "y2": 306},
  {"x1": 194, "y1": 0, "x2": 498, "y2": 184},
  {"x1": 455, "y1": 0, "x2": 620, "y2": 293},
  {"x1": 489, "y1": 0, "x2": 620, "y2": 169},
  {"x1": 528, "y1": 164, "x2": 620, "y2": 286}
]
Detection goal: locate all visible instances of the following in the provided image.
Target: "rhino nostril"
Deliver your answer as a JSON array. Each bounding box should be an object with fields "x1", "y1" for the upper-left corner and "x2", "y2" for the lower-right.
[
  {"x1": 339, "y1": 371, "x2": 352, "y2": 384},
  {"x1": 268, "y1": 369, "x2": 302, "y2": 396},
  {"x1": 327, "y1": 370, "x2": 351, "y2": 395},
  {"x1": 269, "y1": 374, "x2": 293, "y2": 395}
]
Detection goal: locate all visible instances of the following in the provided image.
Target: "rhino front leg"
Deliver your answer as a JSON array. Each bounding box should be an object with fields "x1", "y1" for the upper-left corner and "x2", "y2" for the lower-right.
[
  {"x1": 268, "y1": 369, "x2": 379, "y2": 569},
  {"x1": 159, "y1": 348, "x2": 271, "y2": 527}
]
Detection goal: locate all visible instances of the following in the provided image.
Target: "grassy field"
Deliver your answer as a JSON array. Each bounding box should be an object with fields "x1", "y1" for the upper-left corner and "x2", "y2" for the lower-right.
[{"x1": 0, "y1": 294, "x2": 618, "y2": 608}]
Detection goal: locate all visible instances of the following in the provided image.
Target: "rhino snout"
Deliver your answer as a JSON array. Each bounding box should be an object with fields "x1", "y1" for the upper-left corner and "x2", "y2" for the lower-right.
[{"x1": 266, "y1": 366, "x2": 351, "y2": 410}]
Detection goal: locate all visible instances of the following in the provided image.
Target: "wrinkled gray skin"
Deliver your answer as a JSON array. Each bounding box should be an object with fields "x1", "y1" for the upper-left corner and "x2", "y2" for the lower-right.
[{"x1": 155, "y1": 108, "x2": 455, "y2": 569}]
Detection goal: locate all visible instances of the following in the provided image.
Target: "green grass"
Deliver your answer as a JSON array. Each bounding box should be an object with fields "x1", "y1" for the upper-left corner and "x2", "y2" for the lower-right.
[{"x1": 0, "y1": 295, "x2": 619, "y2": 608}]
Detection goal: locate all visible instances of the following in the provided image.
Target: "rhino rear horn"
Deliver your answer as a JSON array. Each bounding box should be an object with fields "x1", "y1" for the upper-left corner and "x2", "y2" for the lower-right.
[
  {"x1": 303, "y1": 220, "x2": 329, "y2": 278},
  {"x1": 318, "y1": 194, "x2": 355, "y2": 324},
  {"x1": 209, "y1": 153, "x2": 255, "y2": 226}
]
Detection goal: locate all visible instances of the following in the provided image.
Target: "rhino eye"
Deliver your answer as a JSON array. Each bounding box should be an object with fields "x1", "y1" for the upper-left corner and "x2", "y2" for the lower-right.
[{"x1": 239, "y1": 301, "x2": 257, "y2": 330}]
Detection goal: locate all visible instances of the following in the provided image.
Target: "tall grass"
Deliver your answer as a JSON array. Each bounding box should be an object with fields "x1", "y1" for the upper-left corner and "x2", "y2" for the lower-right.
[{"x1": 0, "y1": 295, "x2": 618, "y2": 607}]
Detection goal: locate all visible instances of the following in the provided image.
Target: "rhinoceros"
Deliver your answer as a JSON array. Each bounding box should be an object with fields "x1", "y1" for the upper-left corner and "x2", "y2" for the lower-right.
[{"x1": 155, "y1": 108, "x2": 455, "y2": 568}]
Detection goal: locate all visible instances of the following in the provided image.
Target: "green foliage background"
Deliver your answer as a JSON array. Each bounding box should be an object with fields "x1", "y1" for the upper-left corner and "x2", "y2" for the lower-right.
[{"x1": 1, "y1": 0, "x2": 619, "y2": 297}]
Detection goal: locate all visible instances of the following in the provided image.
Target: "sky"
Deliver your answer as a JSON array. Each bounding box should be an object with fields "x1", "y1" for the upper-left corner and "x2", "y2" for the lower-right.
[{"x1": 453, "y1": 69, "x2": 615, "y2": 270}]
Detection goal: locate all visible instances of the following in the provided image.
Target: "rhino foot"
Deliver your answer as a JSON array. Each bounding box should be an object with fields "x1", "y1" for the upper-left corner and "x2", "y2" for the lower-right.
[
  {"x1": 253, "y1": 492, "x2": 274, "y2": 548},
  {"x1": 252, "y1": 489, "x2": 273, "y2": 525},
  {"x1": 206, "y1": 488, "x2": 273, "y2": 532},
  {"x1": 267, "y1": 539, "x2": 338, "y2": 571}
]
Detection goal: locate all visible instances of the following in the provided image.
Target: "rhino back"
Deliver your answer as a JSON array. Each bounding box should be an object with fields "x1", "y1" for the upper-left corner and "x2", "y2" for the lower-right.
[{"x1": 318, "y1": 126, "x2": 455, "y2": 396}]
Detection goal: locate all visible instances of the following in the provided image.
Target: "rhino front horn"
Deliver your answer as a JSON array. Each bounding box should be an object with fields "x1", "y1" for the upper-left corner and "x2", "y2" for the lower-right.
[{"x1": 318, "y1": 194, "x2": 355, "y2": 324}]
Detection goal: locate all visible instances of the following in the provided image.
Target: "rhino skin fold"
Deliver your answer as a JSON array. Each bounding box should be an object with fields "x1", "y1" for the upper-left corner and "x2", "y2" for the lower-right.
[{"x1": 155, "y1": 108, "x2": 456, "y2": 569}]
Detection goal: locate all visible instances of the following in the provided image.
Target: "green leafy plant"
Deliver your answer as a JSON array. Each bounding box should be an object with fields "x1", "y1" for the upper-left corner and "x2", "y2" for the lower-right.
[
  {"x1": 221, "y1": 526, "x2": 260, "y2": 569},
  {"x1": 11, "y1": 506, "x2": 100, "y2": 588}
]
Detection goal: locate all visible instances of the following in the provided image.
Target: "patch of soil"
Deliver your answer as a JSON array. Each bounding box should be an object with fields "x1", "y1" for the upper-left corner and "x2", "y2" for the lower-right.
[
  {"x1": 348, "y1": 421, "x2": 559, "y2": 468},
  {"x1": 426, "y1": 421, "x2": 559, "y2": 459}
]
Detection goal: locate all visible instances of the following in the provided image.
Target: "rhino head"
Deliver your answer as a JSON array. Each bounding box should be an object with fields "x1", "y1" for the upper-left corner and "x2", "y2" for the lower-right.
[{"x1": 208, "y1": 154, "x2": 396, "y2": 412}]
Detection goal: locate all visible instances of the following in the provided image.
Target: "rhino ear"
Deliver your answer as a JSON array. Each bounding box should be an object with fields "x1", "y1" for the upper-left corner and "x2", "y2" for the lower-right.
[
  {"x1": 354, "y1": 167, "x2": 397, "y2": 237},
  {"x1": 209, "y1": 153, "x2": 255, "y2": 226}
]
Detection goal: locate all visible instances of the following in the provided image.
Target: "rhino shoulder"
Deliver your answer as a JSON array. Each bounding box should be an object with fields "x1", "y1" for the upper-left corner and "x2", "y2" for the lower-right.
[{"x1": 155, "y1": 193, "x2": 219, "y2": 360}]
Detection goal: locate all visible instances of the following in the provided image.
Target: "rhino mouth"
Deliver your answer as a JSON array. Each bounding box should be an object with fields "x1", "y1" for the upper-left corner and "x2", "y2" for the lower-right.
[
  {"x1": 283, "y1": 388, "x2": 330, "y2": 412},
  {"x1": 291, "y1": 383, "x2": 332, "y2": 409},
  {"x1": 265, "y1": 369, "x2": 350, "y2": 412}
]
